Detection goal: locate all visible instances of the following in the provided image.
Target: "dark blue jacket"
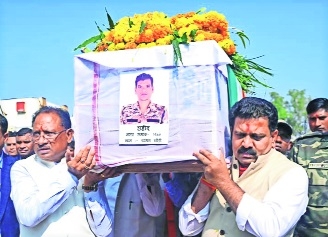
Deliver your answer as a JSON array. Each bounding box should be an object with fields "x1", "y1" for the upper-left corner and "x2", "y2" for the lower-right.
[{"x1": 0, "y1": 152, "x2": 20, "y2": 237}]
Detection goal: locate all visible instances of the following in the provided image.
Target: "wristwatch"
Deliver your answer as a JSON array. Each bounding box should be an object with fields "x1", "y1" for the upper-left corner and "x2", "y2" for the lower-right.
[{"x1": 82, "y1": 183, "x2": 98, "y2": 192}]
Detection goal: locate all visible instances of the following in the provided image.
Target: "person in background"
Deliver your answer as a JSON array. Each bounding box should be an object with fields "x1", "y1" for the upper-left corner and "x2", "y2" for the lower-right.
[
  {"x1": 306, "y1": 98, "x2": 328, "y2": 132},
  {"x1": 10, "y1": 106, "x2": 114, "y2": 237},
  {"x1": 95, "y1": 172, "x2": 165, "y2": 237},
  {"x1": 0, "y1": 114, "x2": 20, "y2": 237},
  {"x1": 179, "y1": 97, "x2": 309, "y2": 237},
  {"x1": 4, "y1": 131, "x2": 18, "y2": 157},
  {"x1": 289, "y1": 97, "x2": 328, "y2": 237},
  {"x1": 275, "y1": 119, "x2": 293, "y2": 155},
  {"x1": 67, "y1": 138, "x2": 75, "y2": 157},
  {"x1": 16, "y1": 127, "x2": 34, "y2": 159}
]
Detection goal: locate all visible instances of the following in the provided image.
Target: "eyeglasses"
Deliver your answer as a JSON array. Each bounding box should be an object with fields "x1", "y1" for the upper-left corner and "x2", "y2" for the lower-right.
[
  {"x1": 16, "y1": 140, "x2": 32, "y2": 145},
  {"x1": 32, "y1": 129, "x2": 67, "y2": 142}
]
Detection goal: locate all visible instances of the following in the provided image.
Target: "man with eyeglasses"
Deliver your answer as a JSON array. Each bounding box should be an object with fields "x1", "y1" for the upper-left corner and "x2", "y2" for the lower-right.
[
  {"x1": 0, "y1": 114, "x2": 20, "y2": 237},
  {"x1": 16, "y1": 127, "x2": 35, "y2": 159},
  {"x1": 10, "y1": 106, "x2": 116, "y2": 237},
  {"x1": 275, "y1": 120, "x2": 293, "y2": 155}
]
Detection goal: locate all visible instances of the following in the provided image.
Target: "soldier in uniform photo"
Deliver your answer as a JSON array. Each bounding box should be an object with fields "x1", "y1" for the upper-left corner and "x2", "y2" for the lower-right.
[{"x1": 120, "y1": 73, "x2": 168, "y2": 124}]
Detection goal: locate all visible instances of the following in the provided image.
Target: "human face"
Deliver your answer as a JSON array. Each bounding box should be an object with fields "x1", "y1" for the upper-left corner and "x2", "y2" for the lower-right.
[
  {"x1": 16, "y1": 133, "x2": 34, "y2": 159},
  {"x1": 5, "y1": 137, "x2": 18, "y2": 156},
  {"x1": 308, "y1": 109, "x2": 328, "y2": 132},
  {"x1": 135, "y1": 79, "x2": 153, "y2": 102},
  {"x1": 66, "y1": 146, "x2": 74, "y2": 157},
  {"x1": 232, "y1": 117, "x2": 277, "y2": 167},
  {"x1": 32, "y1": 112, "x2": 73, "y2": 162},
  {"x1": 275, "y1": 130, "x2": 291, "y2": 155}
]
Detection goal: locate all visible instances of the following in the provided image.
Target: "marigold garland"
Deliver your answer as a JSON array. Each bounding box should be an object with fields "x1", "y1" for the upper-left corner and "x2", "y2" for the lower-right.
[{"x1": 75, "y1": 9, "x2": 272, "y2": 93}]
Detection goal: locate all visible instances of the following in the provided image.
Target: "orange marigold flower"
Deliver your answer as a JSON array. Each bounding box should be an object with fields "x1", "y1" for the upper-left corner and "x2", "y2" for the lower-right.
[{"x1": 125, "y1": 42, "x2": 137, "y2": 49}]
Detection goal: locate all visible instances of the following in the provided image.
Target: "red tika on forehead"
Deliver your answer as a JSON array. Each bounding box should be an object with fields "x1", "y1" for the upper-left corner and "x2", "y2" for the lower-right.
[{"x1": 245, "y1": 122, "x2": 251, "y2": 133}]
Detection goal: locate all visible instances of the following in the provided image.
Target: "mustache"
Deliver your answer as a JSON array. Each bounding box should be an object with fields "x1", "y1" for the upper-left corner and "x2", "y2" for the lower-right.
[{"x1": 237, "y1": 147, "x2": 257, "y2": 156}]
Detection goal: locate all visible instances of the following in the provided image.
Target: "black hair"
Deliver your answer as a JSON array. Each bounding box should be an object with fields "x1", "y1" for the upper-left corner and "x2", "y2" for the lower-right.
[
  {"x1": 32, "y1": 106, "x2": 71, "y2": 129},
  {"x1": 229, "y1": 97, "x2": 278, "y2": 133},
  {"x1": 8, "y1": 131, "x2": 17, "y2": 137},
  {"x1": 17, "y1": 127, "x2": 33, "y2": 136},
  {"x1": 135, "y1": 73, "x2": 154, "y2": 87},
  {"x1": 0, "y1": 114, "x2": 8, "y2": 135},
  {"x1": 306, "y1": 98, "x2": 328, "y2": 115}
]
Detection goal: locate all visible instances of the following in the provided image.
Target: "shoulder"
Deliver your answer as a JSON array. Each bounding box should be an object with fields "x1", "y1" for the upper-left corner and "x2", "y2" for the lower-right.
[
  {"x1": 121, "y1": 103, "x2": 137, "y2": 112},
  {"x1": 150, "y1": 103, "x2": 166, "y2": 110},
  {"x1": 12, "y1": 155, "x2": 35, "y2": 170},
  {"x1": 2, "y1": 153, "x2": 20, "y2": 166},
  {"x1": 294, "y1": 131, "x2": 328, "y2": 144}
]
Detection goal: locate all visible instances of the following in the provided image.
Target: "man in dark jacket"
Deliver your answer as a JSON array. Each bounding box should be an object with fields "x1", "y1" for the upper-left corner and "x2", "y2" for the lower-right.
[{"x1": 0, "y1": 114, "x2": 20, "y2": 237}]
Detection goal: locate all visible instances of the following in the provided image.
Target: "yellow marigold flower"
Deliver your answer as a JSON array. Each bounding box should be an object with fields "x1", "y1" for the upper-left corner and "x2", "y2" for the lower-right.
[
  {"x1": 194, "y1": 33, "x2": 205, "y2": 42},
  {"x1": 107, "y1": 43, "x2": 116, "y2": 51},
  {"x1": 218, "y1": 38, "x2": 236, "y2": 55},
  {"x1": 137, "y1": 43, "x2": 147, "y2": 48},
  {"x1": 124, "y1": 31, "x2": 138, "y2": 43},
  {"x1": 146, "y1": 42, "x2": 157, "y2": 48},
  {"x1": 156, "y1": 38, "x2": 168, "y2": 46},
  {"x1": 163, "y1": 35, "x2": 174, "y2": 44},
  {"x1": 115, "y1": 42, "x2": 125, "y2": 50}
]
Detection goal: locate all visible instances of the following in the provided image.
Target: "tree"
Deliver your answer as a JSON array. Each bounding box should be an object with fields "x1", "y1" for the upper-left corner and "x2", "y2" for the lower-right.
[{"x1": 269, "y1": 89, "x2": 311, "y2": 136}]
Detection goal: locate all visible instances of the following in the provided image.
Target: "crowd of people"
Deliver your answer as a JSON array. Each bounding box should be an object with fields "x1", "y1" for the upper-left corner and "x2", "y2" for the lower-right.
[{"x1": 0, "y1": 97, "x2": 327, "y2": 237}]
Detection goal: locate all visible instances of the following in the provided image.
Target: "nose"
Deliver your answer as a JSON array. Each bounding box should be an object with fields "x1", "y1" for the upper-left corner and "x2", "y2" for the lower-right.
[
  {"x1": 276, "y1": 136, "x2": 282, "y2": 143},
  {"x1": 242, "y1": 136, "x2": 253, "y2": 148},
  {"x1": 314, "y1": 118, "x2": 321, "y2": 127},
  {"x1": 36, "y1": 134, "x2": 48, "y2": 145}
]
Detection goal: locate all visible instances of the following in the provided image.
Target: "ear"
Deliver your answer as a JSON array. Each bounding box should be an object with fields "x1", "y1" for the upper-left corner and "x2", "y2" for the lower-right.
[
  {"x1": 66, "y1": 129, "x2": 74, "y2": 143},
  {"x1": 271, "y1": 129, "x2": 278, "y2": 145},
  {"x1": 3, "y1": 132, "x2": 8, "y2": 139}
]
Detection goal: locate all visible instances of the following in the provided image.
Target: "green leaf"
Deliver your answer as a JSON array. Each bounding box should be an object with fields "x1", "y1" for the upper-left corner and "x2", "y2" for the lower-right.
[
  {"x1": 196, "y1": 7, "x2": 206, "y2": 14},
  {"x1": 189, "y1": 29, "x2": 198, "y2": 41},
  {"x1": 229, "y1": 27, "x2": 250, "y2": 49},
  {"x1": 105, "y1": 8, "x2": 115, "y2": 29},
  {"x1": 74, "y1": 34, "x2": 103, "y2": 51},
  {"x1": 128, "y1": 18, "x2": 135, "y2": 28},
  {"x1": 95, "y1": 21, "x2": 103, "y2": 34},
  {"x1": 172, "y1": 39, "x2": 183, "y2": 65},
  {"x1": 180, "y1": 32, "x2": 188, "y2": 43},
  {"x1": 139, "y1": 21, "x2": 147, "y2": 34},
  {"x1": 81, "y1": 47, "x2": 91, "y2": 53}
]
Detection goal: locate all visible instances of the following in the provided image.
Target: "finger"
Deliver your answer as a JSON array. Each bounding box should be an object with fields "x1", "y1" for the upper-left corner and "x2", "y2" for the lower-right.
[
  {"x1": 193, "y1": 151, "x2": 211, "y2": 165},
  {"x1": 72, "y1": 145, "x2": 91, "y2": 164},
  {"x1": 84, "y1": 147, "x2": 95, "y2": 166},
  {"x1": 199, "y1": 149, "x2": 222, "y2": 161}
]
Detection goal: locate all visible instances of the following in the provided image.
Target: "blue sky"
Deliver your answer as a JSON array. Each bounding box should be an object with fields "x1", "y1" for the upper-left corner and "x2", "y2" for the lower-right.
[{"x1": 1, "y1": 0, "x2": 327, "y2": 114}]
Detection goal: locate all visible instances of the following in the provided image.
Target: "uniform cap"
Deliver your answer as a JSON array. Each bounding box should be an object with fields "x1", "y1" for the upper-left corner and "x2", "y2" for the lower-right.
[{"x1": 277, "y1": 120, "x2": 293, "y2": 137}]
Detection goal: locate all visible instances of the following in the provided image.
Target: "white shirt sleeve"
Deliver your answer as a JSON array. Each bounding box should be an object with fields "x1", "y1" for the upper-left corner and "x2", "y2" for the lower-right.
[
  {"x1": 135, "y1": 173, "x2": 165, "y2": 217},
  {"x1": 10, "y1": 161, "x2": 78, "y2": 227},
  {"x1": 84, "y1": 181, "x2": 113, "y2": 237},
  {"x1": 178, "y1": 185, "x2": 210, "y2": 236},
  {"x1": 236, "y1": 167, "x2": 309, "y2": 237}
]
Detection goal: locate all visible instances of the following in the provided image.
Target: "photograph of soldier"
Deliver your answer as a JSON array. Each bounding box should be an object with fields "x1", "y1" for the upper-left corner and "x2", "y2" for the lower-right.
[{"x1": 120, "y1": 73, "x2": 168, "y2": 124}]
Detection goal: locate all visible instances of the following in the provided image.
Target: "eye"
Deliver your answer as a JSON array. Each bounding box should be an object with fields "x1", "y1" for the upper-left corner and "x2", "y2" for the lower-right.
[
  {"x1": 251, "y1": 134, "x2": 264, "y2": 141},
  {"x1": 32, "y1": 132, "x2": 40, "y2": 137}
]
